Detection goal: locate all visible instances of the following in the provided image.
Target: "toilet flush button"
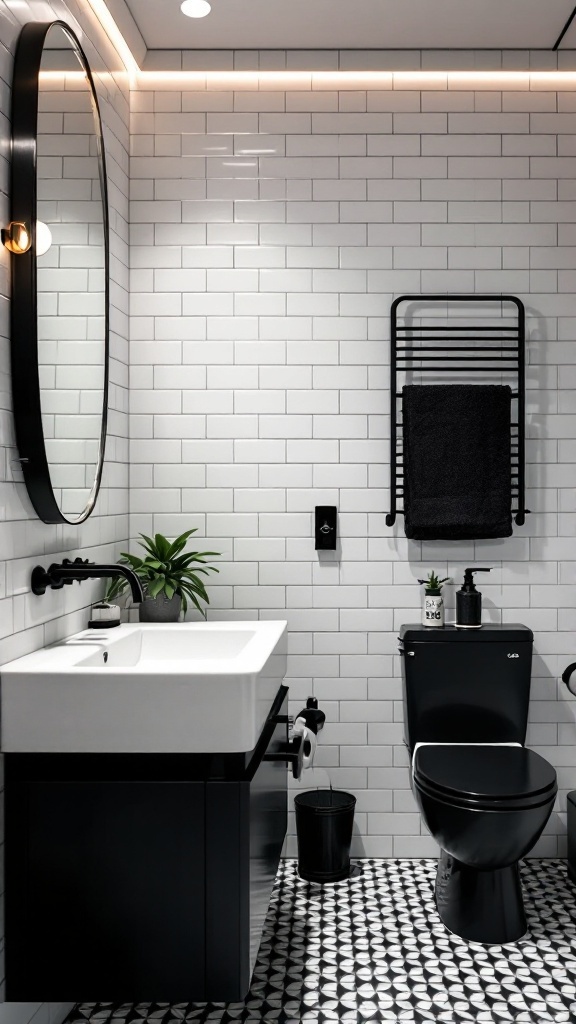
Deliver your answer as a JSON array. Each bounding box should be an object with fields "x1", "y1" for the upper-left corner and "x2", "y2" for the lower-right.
[{"x1": 507, "y1": 653, "x2": 519, "y2": 658}]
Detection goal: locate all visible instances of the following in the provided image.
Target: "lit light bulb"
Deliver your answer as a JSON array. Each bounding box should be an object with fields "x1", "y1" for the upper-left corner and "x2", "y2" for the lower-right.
[
  {"x1": 181, "y1": 0, "x2": 211, "y2": 17},
  {"x1": 36, "y1": 221, "x2": 52, "y2": 256}
]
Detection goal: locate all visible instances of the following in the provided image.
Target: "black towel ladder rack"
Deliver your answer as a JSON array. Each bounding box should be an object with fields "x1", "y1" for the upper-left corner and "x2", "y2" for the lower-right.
[{"x1": 385, "y1": 293, "x2": 530, "y2": 530}]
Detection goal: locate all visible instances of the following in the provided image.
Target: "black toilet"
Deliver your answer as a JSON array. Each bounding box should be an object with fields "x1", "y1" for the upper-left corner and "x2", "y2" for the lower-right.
[{"x1": 400, "y1": 623, "x2": 557, "y2": 944}]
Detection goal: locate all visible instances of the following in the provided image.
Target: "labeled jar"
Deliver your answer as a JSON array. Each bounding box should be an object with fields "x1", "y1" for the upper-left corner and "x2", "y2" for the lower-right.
[{"x1": 423, "y1": 591, "x2": 444, "y2": 628}]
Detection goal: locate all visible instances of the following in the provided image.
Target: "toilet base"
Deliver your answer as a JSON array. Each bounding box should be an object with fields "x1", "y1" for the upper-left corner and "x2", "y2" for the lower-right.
[{"x1": 435, "y1": 850, "x2": 527, "y2": 945}]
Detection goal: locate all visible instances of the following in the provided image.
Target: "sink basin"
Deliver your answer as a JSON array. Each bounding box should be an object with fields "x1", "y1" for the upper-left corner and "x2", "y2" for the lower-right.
[{"x1": 1, "y1": 621, "x2": 287, "y2": 754}]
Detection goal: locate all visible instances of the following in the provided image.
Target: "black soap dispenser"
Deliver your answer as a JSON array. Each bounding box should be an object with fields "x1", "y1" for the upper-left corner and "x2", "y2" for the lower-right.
[{"x1": 456, "y1": 568, "x2": 491, "y2": 628}]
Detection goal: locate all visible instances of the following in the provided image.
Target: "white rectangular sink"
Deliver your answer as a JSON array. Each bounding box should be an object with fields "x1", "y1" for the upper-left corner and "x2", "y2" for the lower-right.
[{"x1": 1, "y1": 621, "x2": 287, "y2": 754}]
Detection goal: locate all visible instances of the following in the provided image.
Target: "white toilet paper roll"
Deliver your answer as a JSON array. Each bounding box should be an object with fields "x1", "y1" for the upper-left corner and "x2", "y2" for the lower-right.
[
  {"x1": 302, "y1": 728, "x2": 317, "y2": 769},
  {"x1": 292, "y1": 716, "x2": 317, "y2": 770}
]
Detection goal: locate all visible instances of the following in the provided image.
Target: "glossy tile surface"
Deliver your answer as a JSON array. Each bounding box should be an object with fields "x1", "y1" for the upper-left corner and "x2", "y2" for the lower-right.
[{"x1": 69, "y1": 858, "x2": 576, "y2": 1023}]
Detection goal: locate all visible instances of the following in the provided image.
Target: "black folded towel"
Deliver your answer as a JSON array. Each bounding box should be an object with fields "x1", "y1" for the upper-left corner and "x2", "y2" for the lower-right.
[{"x1": 402, "y1": 384, "x2": 513, "y2": 540}]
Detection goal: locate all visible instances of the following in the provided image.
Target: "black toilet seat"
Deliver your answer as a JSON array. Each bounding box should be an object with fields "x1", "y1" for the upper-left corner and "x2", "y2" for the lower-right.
[{"x1": 413, "y1": 744, "x2": 557, "y2": 812}]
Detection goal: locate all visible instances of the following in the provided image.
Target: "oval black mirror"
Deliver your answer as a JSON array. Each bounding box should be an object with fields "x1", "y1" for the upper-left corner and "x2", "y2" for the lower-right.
[{"x1": 6, "y1": 20, "x2": 109, "y2": 524}]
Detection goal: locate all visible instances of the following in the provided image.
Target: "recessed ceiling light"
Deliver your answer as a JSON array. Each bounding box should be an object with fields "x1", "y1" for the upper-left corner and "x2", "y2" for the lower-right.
[{"x1": 181, "y1": 0, "x2": 211, "y2": 17}]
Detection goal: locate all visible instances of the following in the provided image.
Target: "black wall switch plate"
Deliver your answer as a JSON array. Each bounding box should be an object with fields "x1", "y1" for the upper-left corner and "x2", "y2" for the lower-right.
[{"x1": 315, "y1": 506, "x2": 337, "y2": 550}]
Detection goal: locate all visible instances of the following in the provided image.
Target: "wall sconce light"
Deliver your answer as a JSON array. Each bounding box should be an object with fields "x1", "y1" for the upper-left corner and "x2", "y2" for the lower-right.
[
  {"x1": 2, "y1": 220, "x2": 52, "y2": 256},
  {"x1": 2, "y1": 221, "x2": 30, "y2": 253}
]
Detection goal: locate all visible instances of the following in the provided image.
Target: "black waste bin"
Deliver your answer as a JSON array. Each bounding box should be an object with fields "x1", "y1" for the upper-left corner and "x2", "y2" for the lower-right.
[{"x1": 294, "y1": 789, "x2": 356, "y2": 883}]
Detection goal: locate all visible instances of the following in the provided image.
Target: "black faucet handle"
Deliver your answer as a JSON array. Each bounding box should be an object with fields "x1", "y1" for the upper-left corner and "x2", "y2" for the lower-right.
[{"x1": 49, "y1": 563, "x2": 68, "y2": 586}]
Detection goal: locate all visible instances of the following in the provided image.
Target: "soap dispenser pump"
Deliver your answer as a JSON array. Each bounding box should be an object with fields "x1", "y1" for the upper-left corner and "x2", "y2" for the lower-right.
[{"x1": 456, "y1": 568, "x2": 491, "y2": 628}]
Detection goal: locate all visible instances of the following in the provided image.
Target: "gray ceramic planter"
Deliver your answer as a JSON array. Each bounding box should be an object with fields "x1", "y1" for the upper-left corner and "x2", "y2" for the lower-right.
[{"x1": 139, "y1": 593, "x2": 182, "y2": 623}]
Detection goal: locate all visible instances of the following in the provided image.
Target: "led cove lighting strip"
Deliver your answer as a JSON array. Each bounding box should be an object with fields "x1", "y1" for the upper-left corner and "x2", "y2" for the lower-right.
[
  {"x1": 86, "y1": 0, "x2": 576, "y2": 85},
  {"x1": 85, "y1": 0, "x2": 139, "y2": 81},
  {"x1": 137, "y1": 69, "x2": 576, "y2": 83}
]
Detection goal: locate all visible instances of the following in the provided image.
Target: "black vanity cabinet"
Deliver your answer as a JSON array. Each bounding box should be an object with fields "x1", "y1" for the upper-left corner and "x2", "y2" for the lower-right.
[{"x1": 5, "y1": 687, "x2": 289, "y2": 1002}]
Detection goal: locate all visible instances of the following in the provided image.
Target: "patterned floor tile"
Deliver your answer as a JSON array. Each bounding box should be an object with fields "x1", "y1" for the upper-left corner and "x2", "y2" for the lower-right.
[{"x1": 67, "y1": 859, "x2": 576, "y2": 1023}]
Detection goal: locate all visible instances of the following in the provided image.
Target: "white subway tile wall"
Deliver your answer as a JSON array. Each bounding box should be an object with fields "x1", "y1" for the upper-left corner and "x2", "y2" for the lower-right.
[
  {"x1": 130, "y1": 63, "x2": 576, "y2": 861},
  {"x1": 0, "y1": 1, "x2": 130, "y2": 1021}
]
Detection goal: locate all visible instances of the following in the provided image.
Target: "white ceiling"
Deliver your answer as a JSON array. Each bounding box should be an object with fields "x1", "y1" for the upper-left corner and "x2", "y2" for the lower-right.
[{"x1": 118, "y1": 0, "x2": 576, "y2": 52}]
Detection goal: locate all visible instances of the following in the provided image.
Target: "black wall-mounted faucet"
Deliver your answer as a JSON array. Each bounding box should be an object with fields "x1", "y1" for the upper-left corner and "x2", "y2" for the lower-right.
[{"x1": 31, "y1": 558, "x2": 144, "y2": 603}]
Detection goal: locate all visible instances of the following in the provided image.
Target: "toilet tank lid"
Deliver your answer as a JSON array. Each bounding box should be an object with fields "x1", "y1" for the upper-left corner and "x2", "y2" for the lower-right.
[{"x1": 399, "y1": 624, "x2": 534, "y2": 643}]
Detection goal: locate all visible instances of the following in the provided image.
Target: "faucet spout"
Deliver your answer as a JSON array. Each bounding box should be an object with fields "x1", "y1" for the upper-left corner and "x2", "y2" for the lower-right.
[{"x1": 31, "y1": 558, "x2": 144, "y2": 602}]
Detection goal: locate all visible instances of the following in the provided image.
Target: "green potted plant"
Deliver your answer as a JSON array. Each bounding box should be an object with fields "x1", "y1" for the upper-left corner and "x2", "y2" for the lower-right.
[
  {"x1": 106, "y1": 529, "x2": 220, "y2": 622},
  {"x1": 418, "y1": 570, "x2": 450, "y2": 628}
]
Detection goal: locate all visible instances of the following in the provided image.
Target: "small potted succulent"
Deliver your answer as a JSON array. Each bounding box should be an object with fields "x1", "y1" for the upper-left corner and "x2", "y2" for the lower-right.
[
  {"x1": 418, "y1": 570, "x2": 450, "y2": 628},
  {"x1": 106, "y1": 529, "x2": 220, "y2": 622}
]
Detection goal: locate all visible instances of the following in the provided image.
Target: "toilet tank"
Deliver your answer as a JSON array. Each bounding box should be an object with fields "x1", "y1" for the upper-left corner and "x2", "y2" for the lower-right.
[{"x1": 399, "y1": 624, "x2": 534, "y2": 753}]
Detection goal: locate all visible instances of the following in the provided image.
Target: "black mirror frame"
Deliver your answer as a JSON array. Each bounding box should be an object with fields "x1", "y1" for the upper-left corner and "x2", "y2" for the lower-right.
[{"x1": 8, "y1": 20, "x2": 110, "y2": 525}]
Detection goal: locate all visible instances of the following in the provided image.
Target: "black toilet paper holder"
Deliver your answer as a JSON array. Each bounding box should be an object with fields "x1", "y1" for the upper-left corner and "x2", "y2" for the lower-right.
[{"x1": 266, "y1": 698, "x2": 326, "y2": 780}]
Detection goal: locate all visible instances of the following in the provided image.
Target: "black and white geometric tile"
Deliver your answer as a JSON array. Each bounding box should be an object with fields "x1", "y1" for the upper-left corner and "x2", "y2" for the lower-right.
[{"x1": 68, "y1": 858, "x2": 576, "y2": 1024}]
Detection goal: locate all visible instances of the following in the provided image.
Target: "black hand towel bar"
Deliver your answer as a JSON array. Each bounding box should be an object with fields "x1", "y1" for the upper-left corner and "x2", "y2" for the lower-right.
[{"x1": 385, "y1": 293, "x2": 530, "y2": 531}]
